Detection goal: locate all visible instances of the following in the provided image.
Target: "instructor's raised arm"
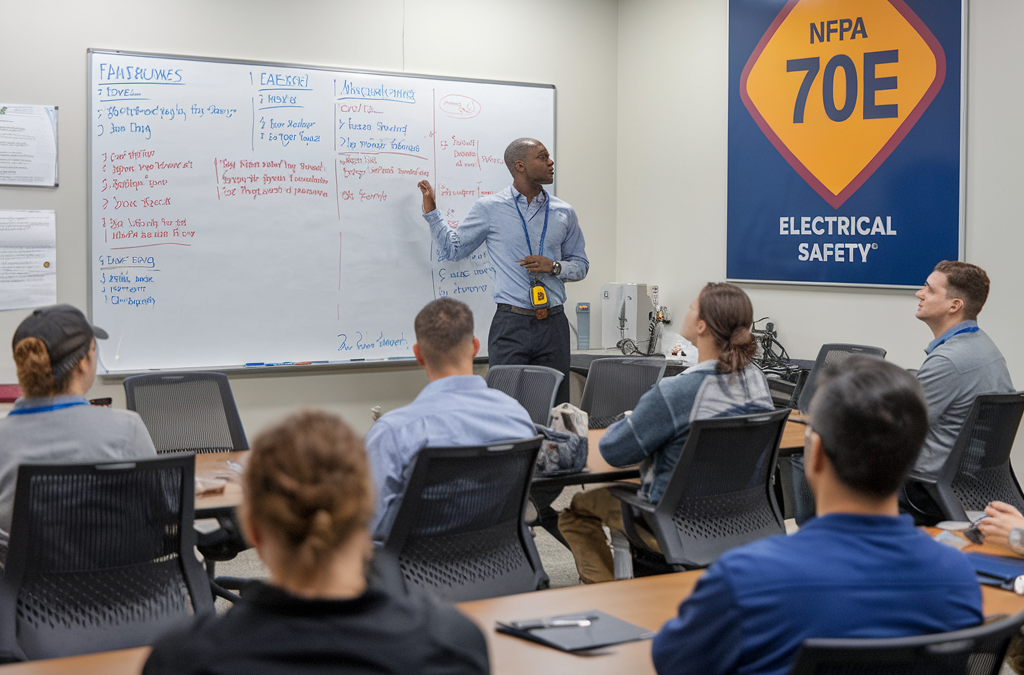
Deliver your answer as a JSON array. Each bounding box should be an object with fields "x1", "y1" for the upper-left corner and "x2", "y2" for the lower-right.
[
  {"x1": 417, "y1": 180, "x2": 436, "y2": 213},
  {"x1": 416, "y1": 180, "x2": 487, "y2": 262}
]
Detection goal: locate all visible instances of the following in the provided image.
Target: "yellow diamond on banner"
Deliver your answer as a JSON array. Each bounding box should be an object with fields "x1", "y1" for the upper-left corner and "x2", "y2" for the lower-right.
[{"x1": 741, "y1": 0, "x2": 945, "y2": 208}]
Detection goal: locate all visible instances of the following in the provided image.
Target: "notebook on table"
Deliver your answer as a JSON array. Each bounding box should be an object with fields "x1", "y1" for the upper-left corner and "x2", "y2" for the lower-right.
[
  {"x1": 965, "y1": 552, "x2": 1024, "y2": 593},
  {"x1": 496, "y1": 610, "x2": 654, "y2": 652}
]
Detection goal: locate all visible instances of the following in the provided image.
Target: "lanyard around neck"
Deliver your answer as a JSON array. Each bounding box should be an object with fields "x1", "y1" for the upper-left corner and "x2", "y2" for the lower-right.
[
  {"x1": 931, "y1": 325, "x2": 980, "y2": 352},
  {"x1": 513, "y1": 191, "x2": 550, "y2": 258},
  {"x1": 8, "y1": 400, "x2": 90, "y2": 416}
]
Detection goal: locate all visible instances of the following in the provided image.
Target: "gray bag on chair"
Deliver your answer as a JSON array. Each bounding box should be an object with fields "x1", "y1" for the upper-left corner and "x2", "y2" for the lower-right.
[{"x1": 534, "y1": 403, "x2": 589, "y2": 476}]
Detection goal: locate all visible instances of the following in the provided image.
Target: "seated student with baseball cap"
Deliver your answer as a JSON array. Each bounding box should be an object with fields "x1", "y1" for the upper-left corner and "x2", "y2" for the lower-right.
[
  {"x1": 0, "y1": 304, "x2": 157, "y2": 540},
  {"x1": 652, "y1": 356, "x2": 983, "y2": 675}
]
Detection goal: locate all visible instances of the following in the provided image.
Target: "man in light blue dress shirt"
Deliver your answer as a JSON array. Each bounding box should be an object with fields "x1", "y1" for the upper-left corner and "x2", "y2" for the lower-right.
[
  {"x1": 417, "y1": 138, "x2": 588, "y2": 404},
  {"x1": 365, "y1": 298, "x2": 537, "y2": 541},
  {"x1": 901, "y1": 260, "x2": 1013, "y2": 523}
]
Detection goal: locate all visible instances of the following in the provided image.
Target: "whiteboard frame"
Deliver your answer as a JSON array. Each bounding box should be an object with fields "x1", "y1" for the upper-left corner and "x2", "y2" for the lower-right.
[{"x1": 86, "y1": 48, "x2": 557, "y2": 378}]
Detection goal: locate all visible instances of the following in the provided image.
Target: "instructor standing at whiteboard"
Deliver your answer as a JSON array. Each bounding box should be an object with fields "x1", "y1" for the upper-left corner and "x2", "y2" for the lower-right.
[{"x1": 417, "y1": 138, "x2": 588, "y2": 405}]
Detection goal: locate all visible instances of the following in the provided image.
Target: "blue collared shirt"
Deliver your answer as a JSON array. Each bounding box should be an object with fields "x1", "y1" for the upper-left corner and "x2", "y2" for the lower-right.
[
  {"x1": 925, "y1": 320, "x2": 979, "y2": 354},
  {"x1": 364, "y1": 375, "x2": 537, "y2": 540},
  {"x1": 652, "y1": 513, "x2": 983, "y2": 675},
  {"x1": 423, "y1": 186, "x2": 589, "y2": 308}
]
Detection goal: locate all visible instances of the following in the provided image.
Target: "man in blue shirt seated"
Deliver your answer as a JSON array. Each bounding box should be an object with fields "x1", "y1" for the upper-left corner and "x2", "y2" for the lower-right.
[
  {"x1": 365, "y1": 298, "x2": 537, "y2": 541},
  {"x1": 652, "y1": 356, "x2": 983, "y2": 675}
]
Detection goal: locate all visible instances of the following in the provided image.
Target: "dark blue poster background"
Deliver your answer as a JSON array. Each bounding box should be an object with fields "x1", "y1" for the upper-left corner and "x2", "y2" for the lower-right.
[{"x1": 727, "y1": 0, "x2": 963, "y2": 287}]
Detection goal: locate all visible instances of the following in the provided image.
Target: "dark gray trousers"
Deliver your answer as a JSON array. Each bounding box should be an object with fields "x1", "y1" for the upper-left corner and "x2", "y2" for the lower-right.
[{"x1": 488, "y1": 307, "x2": 571, "y2": 405}]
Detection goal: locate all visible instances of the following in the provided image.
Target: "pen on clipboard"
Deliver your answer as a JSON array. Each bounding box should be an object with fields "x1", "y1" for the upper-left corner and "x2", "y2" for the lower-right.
[{"x1": 508, "y1": 614, "x2": 599, "y2": 631}]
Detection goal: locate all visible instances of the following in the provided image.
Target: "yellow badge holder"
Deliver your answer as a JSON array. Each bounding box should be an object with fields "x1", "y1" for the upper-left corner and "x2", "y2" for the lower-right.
[{"x1": 531, "y1": 282, "x2": 549, "y2": 319}]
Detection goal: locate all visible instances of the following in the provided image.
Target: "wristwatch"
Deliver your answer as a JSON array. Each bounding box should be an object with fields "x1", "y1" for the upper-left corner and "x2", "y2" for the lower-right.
[
  {"x1": 1010, "y1": 528, "x2": 1024, "y2": 555},
  {"x1": 551, "y1": 261, "x2": 562, "y2": 276}
]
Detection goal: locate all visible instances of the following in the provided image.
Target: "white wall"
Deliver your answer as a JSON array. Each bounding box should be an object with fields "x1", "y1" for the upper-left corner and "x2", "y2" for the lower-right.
[
  {"x1": 0, "y1": 0, "x2": 619, "y2": 436},
  {"x1": 617, "y1": 0, "x2": 1024, "y2": 462},
  {"x1": 5, "y1": 0, "x2": 1019, "y2": 453}
]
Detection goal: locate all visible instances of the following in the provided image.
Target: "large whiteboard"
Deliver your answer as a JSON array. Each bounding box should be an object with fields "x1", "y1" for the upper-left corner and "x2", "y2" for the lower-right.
[{"x1": 88, "y1": 50, "x2": 555, "y2": 374}]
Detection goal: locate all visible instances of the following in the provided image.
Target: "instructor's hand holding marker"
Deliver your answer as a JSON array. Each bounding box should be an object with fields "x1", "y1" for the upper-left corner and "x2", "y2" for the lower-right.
[
  {"x1": 518, "y1": 255, "x2": 556, "y2": 274},
  {"x1": 417, "y1": 180, "x2": 436, "y2": 213}
]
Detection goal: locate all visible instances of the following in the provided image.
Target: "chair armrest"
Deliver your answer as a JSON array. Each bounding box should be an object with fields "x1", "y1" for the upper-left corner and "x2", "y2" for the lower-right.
[
  {"x1": 608, "y1": 486, "x2": 660, "y2": 553},
  {"x1": 608, "y1": 485, "x2": 656, "y2": 515}
]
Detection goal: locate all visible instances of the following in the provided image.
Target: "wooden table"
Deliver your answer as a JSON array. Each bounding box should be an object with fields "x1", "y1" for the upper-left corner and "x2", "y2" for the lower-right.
[
  {"x1": 5, "y1": 568, "x2": 1022, "y2": 675},
  {"x1": 194, "y1": 415, "x2": 807, "y2": 514},
  {"x1": 193, "y1": 450, "x2": 247, "y2": 517},
  {"x1": 779, "y1": 411, "x2": 806, "y2": 453},
  {"x1": 924, "y1": 527, "x2": 1024, "y2": 560}
]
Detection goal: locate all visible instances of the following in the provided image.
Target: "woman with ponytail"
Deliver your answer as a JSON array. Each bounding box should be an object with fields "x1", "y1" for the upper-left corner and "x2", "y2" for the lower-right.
[
  {"x1": 559, "y1": 282, "x2": 774, "y2": 583},
  {"x1": 0, "y1": 305, "x2": 156, "y2": 537},
  {"x1": 145, "y1": 410, "x2": 488, "y2": 675}
]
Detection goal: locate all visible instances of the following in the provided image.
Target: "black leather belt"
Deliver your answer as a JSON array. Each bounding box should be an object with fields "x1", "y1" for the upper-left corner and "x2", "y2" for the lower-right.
[{"x1": 496, "y1": 303, "x2": 564, "y2": 320}]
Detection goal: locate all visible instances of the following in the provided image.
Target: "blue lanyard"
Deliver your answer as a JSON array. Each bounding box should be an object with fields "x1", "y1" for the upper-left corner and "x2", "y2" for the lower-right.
[
  {"x1": 929, "y1": 325, "x2": 980, "y2": 353},
  {"x1": 513, "y1": 191, "x2": 550, "y2": 258},
  {"x1": 8, "y1": 400, "x2": 90, "y2": 416}
]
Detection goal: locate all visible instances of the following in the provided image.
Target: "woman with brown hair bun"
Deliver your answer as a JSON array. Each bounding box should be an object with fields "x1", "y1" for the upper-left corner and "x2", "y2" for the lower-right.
[
  {"x1": 0, "y1": 304, "x2": 156, "y2": 538},
  {"x1": 144, "y1": 410, "x2": 489, "y2": 675},
  {"x1": 559, "y1": 282, "x2": 775, "y2": 584}
]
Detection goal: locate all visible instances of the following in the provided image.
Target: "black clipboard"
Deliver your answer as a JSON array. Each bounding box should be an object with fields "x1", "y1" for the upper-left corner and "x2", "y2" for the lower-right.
[{"x1": 496, "y1": 610, "x2": 655, "y2": 652}]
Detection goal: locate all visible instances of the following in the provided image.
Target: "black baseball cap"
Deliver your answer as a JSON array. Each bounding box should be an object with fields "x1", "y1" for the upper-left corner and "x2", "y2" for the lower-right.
[{"x1": 12, "y1": 305, "x2": 108, "y2": 379}]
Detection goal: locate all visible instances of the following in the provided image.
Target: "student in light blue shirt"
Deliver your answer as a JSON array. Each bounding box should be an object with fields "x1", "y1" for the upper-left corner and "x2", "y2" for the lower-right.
[
  {"x1": 416, "y1": 138, "x2": 588, "y2": 404},
  {"x1": 365, "y1": 298, "x2": 536, "y2": 541}
]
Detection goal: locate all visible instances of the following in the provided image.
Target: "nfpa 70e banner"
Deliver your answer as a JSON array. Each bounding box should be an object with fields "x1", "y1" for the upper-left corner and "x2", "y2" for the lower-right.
[{"x1": 727, "y1": 0, "x2": 964, "y2": 287}]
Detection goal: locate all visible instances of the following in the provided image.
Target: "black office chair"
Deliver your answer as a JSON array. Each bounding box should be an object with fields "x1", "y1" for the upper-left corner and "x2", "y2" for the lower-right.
[
  {"x1": 485, "y1": 365, "x2": 564, "y2": 425},
  {"x1": 0, "y1": 456, "x2": 213, "y2": 662},
  {"x1": 904, "y1": 392, "x2": 1024, "y2": 523},
  {"x1": 124, "y1": 371, "x2": 249, "y2": 601},
  {"x1": 779, "y1": 344, "x2": 886, "y2": 523},
  {"x1": 609, "y1": 408, "x2": 789, "y2": 573},
  {"x1": 580, "y1": 356, "x2": 667, "y2": 429},
  {"x1": 797, "y1": 344, "x2": 887, "y2": 414},
  {"x1": 123, "y1": 372, "x2": 248, "y2": 455},
  {"x1": 789, "y1": 609, "x2": 1024, "y2": 675},
  {"x1": 382, "y1": 436, "x2": 548, "y2": 602}
]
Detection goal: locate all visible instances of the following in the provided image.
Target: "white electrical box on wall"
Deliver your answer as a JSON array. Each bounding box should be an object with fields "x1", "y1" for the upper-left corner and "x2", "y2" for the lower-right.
[{"x1": 600, "y1": 283, "x2": 655, "y2": 349}]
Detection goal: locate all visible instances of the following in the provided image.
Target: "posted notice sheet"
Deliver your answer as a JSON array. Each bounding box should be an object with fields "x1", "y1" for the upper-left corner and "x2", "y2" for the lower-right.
[
  {"x1": 0, "y1": 105, "x2": 58, "y2": 187},
  {"x1": 0, "y1": 210, "x2": 57, "y2": 310}
]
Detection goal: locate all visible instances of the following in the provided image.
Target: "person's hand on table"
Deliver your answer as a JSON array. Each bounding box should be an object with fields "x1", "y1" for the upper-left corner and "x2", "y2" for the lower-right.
[
  {"x1": 417, "y1": 180, "x2": 436, "y2": 213},
  {"x1": 977, "y1": 501, "x2": 1024, "y2": 547},
  {"x1": 517, "y1": 255, "x2": 555, "y2": 274}
]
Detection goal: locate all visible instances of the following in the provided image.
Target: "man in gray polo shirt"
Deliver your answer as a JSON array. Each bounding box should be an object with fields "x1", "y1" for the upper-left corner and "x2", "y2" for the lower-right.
[{"x1": 902, "y1": 261, "x2": 1014, "y2": 522}]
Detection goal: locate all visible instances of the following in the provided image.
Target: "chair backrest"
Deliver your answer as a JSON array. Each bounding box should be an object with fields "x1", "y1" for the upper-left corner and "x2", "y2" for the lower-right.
[
  {"x1": 930, "y1": 392, "x2": 1024, "y2": 521},
  {"x1": 382, "y1": 436, "x2": 547, "y2": 602},
  {"x1": 124, "y1": 372, "x2": 247, "y2": 454},
  {"x1": 789, "y1": 610, "x2": 1024, "y2": 675},
  {"x1": 797, "y1": 344, "x2": 887, "y2": 413},
  {"x1": 649, "y1": 408, "x2": 790, "y2": 568},
  {"x1": 580, "y1": 356, "x2": 667, "y2": 427},
  {"x1": 485, "y1": 365, "x2": 564, "y2": 425},
  {"x1": 0, "y1": 455, "x2": 213, "y2": 661}
]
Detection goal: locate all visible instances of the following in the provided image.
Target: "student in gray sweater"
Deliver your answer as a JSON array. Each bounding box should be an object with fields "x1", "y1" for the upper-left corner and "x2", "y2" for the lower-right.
[
  {"x1": 902, "y1": 261, "x2": 1014, "y2": 523},
  {"x1": 0, "y1": 305, "x2": 156, "y2": 537}
]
